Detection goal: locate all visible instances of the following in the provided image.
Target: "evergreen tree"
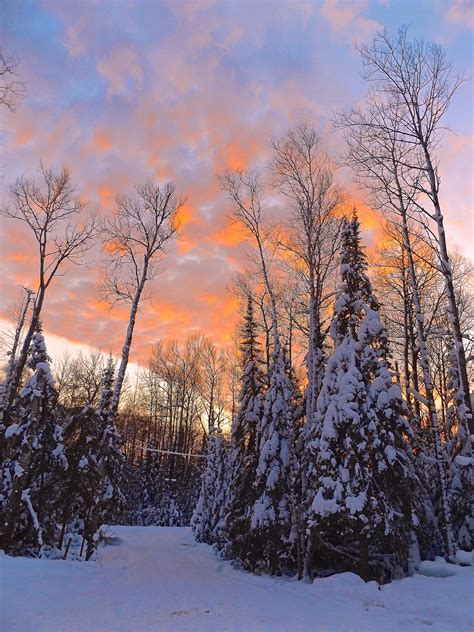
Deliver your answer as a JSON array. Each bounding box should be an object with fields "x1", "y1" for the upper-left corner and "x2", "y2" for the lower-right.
[
  {"x1": 57, "y1": 403, "x2": 103, "y2": 557},
  {"x1": 445, "y1": 348, "x2": 473, "y2": 550},
  {"x1": 0, "y1": 330, "x2": 67, "y2": 555},
  {"x1": 219, "y1": 296, "x2": 266, "y2": 564},
  {"x1": 192, "y1": 424, "x2": 227, "y2": 544},
  {"x1": 249, "y1": 345, "x2": 298, "y2": 575},
  {"x1": 306, "y1": 213, "x2": 422, "y2": 581},
  {"x1": 83, "y1": 358, "x2": 126, "y2": 559}
]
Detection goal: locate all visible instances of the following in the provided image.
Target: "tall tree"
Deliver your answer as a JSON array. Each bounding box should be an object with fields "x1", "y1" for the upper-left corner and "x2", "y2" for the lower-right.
[
  {"x1": 357, "y1": 27, "x2": 472, "y2": 437},
  {"x1": 192, "y1": 424, "x2": 227, "y2": 545},
  {"x1": 2, "y1": 164, "x2": 95, "y2": 412},
  {"x1": 337, "y1": 92, "x2": 460, "y2": 558},
  {"x1": 306, "y1": 214, "x2": 421, "y2": 581},
  {"x1": 271, "y1": 123, "x2": 343, "y2": 433},
  {"x1": 0, "y1": 286, "x2": 34, "y2": 429},
  {"x1": 0, "y1": 330, "x2": 67, "y2": 554},
  {"x1": 222, "y1": 170, "x2": 299, "y2": 575},
  {"x1": 102, "y1": 181, "x2": 182, "y2": 415},
  {"x1": 221, "y1": 296, "x2": 266, "y2": 565}
]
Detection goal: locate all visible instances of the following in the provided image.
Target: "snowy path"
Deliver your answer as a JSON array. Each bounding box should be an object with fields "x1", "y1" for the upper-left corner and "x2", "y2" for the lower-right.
[{"x1": 1, "y1": 526, "x2": 473, "y2": 632}]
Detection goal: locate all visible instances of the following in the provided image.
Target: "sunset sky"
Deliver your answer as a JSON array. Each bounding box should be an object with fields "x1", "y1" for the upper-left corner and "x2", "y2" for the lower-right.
[{"x1": 1, "y1": 0, "x2": 473, "y2": 367}]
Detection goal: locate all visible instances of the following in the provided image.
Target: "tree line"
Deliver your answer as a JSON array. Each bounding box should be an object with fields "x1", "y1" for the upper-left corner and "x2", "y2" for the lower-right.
[
  {"x1": 192, "y1": 29, "x2": 472, "y2": 582},
  {"x1": 0, "y1": 29, "x2": 472, "y2": 578}
]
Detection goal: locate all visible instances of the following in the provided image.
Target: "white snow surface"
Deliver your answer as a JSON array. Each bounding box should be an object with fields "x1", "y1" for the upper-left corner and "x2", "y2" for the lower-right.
[{"x1": 1, "y1": 526, "x2": 473, "y2": 631}]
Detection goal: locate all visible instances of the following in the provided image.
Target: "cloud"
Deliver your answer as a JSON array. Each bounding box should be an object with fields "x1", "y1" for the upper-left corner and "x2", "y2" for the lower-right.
[
  {"x1": 319, "y1": 0, "x2": 383, "y2": 44},
  {"x1": 97, "y1": 46, "x2": 143, "y2": 98},
  {"x1": 1, "y1": 0, "x2": 471, "y2": 365},
  {"x1": 445, "y1": 0, "x2": 474, "y2": 29}
]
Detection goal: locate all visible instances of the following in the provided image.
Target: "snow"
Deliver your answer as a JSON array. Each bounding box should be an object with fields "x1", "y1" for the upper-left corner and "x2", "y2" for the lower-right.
[
  {"x1": 345, "y1": 490, "x2": 367, "y2": 514},
  {"x1": 4, "y1": 423, "x2": 21, "y2": 439},
  {"x1": 455, "y1": 550, "x2": 473, "y2": 566},
  {"x1": 2, "y1": 526, "x2": 473, "y2": 632},
  {"x1": 454, "y1": 455, "x2": 474, "y2": 467}
]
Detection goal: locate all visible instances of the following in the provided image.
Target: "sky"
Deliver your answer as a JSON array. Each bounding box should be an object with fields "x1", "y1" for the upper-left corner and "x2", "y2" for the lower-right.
[{"x1": 0, "y1": 0, "x2": 473, "y2": 367}]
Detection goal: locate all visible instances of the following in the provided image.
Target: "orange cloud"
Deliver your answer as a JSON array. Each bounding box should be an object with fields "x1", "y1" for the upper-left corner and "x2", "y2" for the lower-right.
[
  {"x1": 206, "y1": 221, "x2": 246, "y2": 248},
  {"x1": 98, "y1": 184, "x2": 114, "y2": 209},
  {"x1": 93, "y1": 131, "x2": 112, "y2": 152}
]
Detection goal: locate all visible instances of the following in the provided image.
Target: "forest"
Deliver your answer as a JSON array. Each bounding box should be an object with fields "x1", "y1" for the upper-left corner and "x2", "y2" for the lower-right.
[{"x1": 0, "y1": 26, "x2": 472, "y2": 592}]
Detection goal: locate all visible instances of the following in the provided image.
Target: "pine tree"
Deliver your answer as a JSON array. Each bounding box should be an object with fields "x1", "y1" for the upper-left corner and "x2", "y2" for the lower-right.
[
  {"x1": 445, "y1": 348, "x2": 473, "y2": 550},
  {"x1": 192, "y1": 424, "x2": 227, "y2": 544},
  {"x1": 219, "y1": 296, "x2": 266, "y2": 564},
  {"x1": 306, "y1": 213, "x2": 422, "y2": 581},
  {"x1": 249, "y1": 345, "x2": 298, "y2": 575},
  {"x1": 83, "y1": 358, "x2": 126, "y2": 560},
  {"x1": 57, "y1": 404, "x2": 103, "y2": 556},
  {"x1": 0, "y1": 330, "x2": 67, "y2": 555}
]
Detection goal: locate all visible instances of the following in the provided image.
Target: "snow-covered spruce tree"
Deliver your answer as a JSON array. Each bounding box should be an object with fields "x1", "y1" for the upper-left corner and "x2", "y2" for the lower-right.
[
  {"x1": 0, "y1": 330, "x2": 67, "y2": 555},
  {"x1": 445, "y1": 348, "x2": 473, "y2": 550},
  {"x1": 222, "y1": 169, "x2": 301, "y2": 576},
  {"x1": 305, "y1": 213, "x2": 421, "y2": 581},
  {"x1": 218, "y1": 296, "x2": 266, "y2": 563},
  {"x1": 82, "y1": 358, "x2": 126, "y2": 560},
  {"x1": 249, "y1": 344, "x2": 299, "y2": 576},
  {"x1": 192, "y1": 423, "x2": 227, "y2": 545},
  {"x1": 56, "y1": 403, "x2": 102, "y2": 556}
]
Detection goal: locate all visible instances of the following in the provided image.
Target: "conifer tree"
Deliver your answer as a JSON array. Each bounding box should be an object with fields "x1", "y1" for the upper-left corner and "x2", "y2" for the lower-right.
[
  {"x1": 0, "y1": 330, "x2": 67, "y2": 555},
  {"x1": 220, "y1": 296, "x2": 266, "y2": 563},
  {"x1": 250, "y1": 345, "x2": 298, "y2": 575},
  {"x1": 192, "y1": 424, "x2": 227, "y2": 545},
  {"x1": 306, "y1": 213, "x2": 422, "y2": 581},
  {"x1": 57, "y1": 403, "x2": 103, "y2": 556},
  {"x1": 83, "y1": 358, "x2": 126, "y2": 559},
  {"x1": 445, "y1": 348, "x2": 473, "y2": 550}
]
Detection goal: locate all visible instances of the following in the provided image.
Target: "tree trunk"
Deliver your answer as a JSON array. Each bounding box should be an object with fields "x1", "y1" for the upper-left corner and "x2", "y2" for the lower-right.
[
  {"x1": 400, "y1": 207, "x2": 456, "y2": 558},
  {"x1": 6, "y1": 291, "x2": 45, "y2": 412},
  {"x1": 359, "y1": 533, "x2": 370, "y2": 582},
  {"x1": 111, "y1": 268, "x2": 148, "y2": 416},
  {"x1": 423, "y1": 149, "x2": 472, "y2": 440},
  {"x1": 1, "y1": 288, "x2": 34, "y2": 427}
]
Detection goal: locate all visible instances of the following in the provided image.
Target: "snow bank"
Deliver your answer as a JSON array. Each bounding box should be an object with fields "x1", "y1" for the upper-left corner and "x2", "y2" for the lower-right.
[{"x1": 1, "y1": 526, "x2": 473, "y2": 631}]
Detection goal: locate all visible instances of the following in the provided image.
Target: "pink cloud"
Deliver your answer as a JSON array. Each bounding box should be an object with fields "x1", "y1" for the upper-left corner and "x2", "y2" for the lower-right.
[
  {"x1": 445, "y1": 0, "x2": 474, "y2": 29},
  {"x1": 97, "y1": 46, "x2": 143, "y2": 98},
  {"x1": 320, "y1": 0, "x2": 383, "y2": 44}
]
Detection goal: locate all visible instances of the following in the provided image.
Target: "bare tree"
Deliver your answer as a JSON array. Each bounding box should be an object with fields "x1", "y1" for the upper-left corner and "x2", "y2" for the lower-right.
[
  {"x1": 102, "y1": 180, "x2": 183, "y2": 415},
  {"x1": 54, "y1": 349, "x2": 111, "y2": 409},
  {"x1": 270, "y1": 123, "x2": 343, "y2": 432},
  {"x1": 2, "y1": 163, "x2": 95, "y2": 410},
  {"x1": 0, "y1": 49, "x2": 24, "y2": 111},
  {"x1": 0, "y1": 286, "x2": 34, "y2": 426},
  {"x1": 200, "y1": 338, "x2": 228, "y2": 432},
  {"x1": 221, "y1": 170, "x2": 281, "y2": 351},
  {"x1": 356, "y1": 27, "x2": 471, "y2": 431},
  {"x1": 336, "y1": 89, "x2": 458, "y2": 558}
]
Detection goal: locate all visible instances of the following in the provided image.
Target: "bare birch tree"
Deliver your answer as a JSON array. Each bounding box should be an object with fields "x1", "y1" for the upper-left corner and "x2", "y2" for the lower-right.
[
  {"x1": 0, "y1": 49, "x2": 24, "y2": 111},
  {"x1": 2, "y1": 164, "x2": 95, "y2": 412},
  {"x1": 221, "y1": 170, "x2": 280, "y2": 350},
  {"x1": 336, "y1": 95, "x2": 459, "y2": 557},
  {"x1": 0, "y1": 286, "x2": 34, "y2": 426},
  {"x1": 355, "y1": 27, "x2": 472, "y2": 432},
  {"x1": 270, "y1": 123, "x2": 343, "y2": 433},
  {"x1": 102, "y1": 181, "x2": 182, "y2": 415}
]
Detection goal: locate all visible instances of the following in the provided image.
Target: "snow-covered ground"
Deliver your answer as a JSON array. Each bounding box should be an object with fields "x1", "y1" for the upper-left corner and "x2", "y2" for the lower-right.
[{"x1": 1, "y1": 527, "x2": 472, "y2": 631}]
